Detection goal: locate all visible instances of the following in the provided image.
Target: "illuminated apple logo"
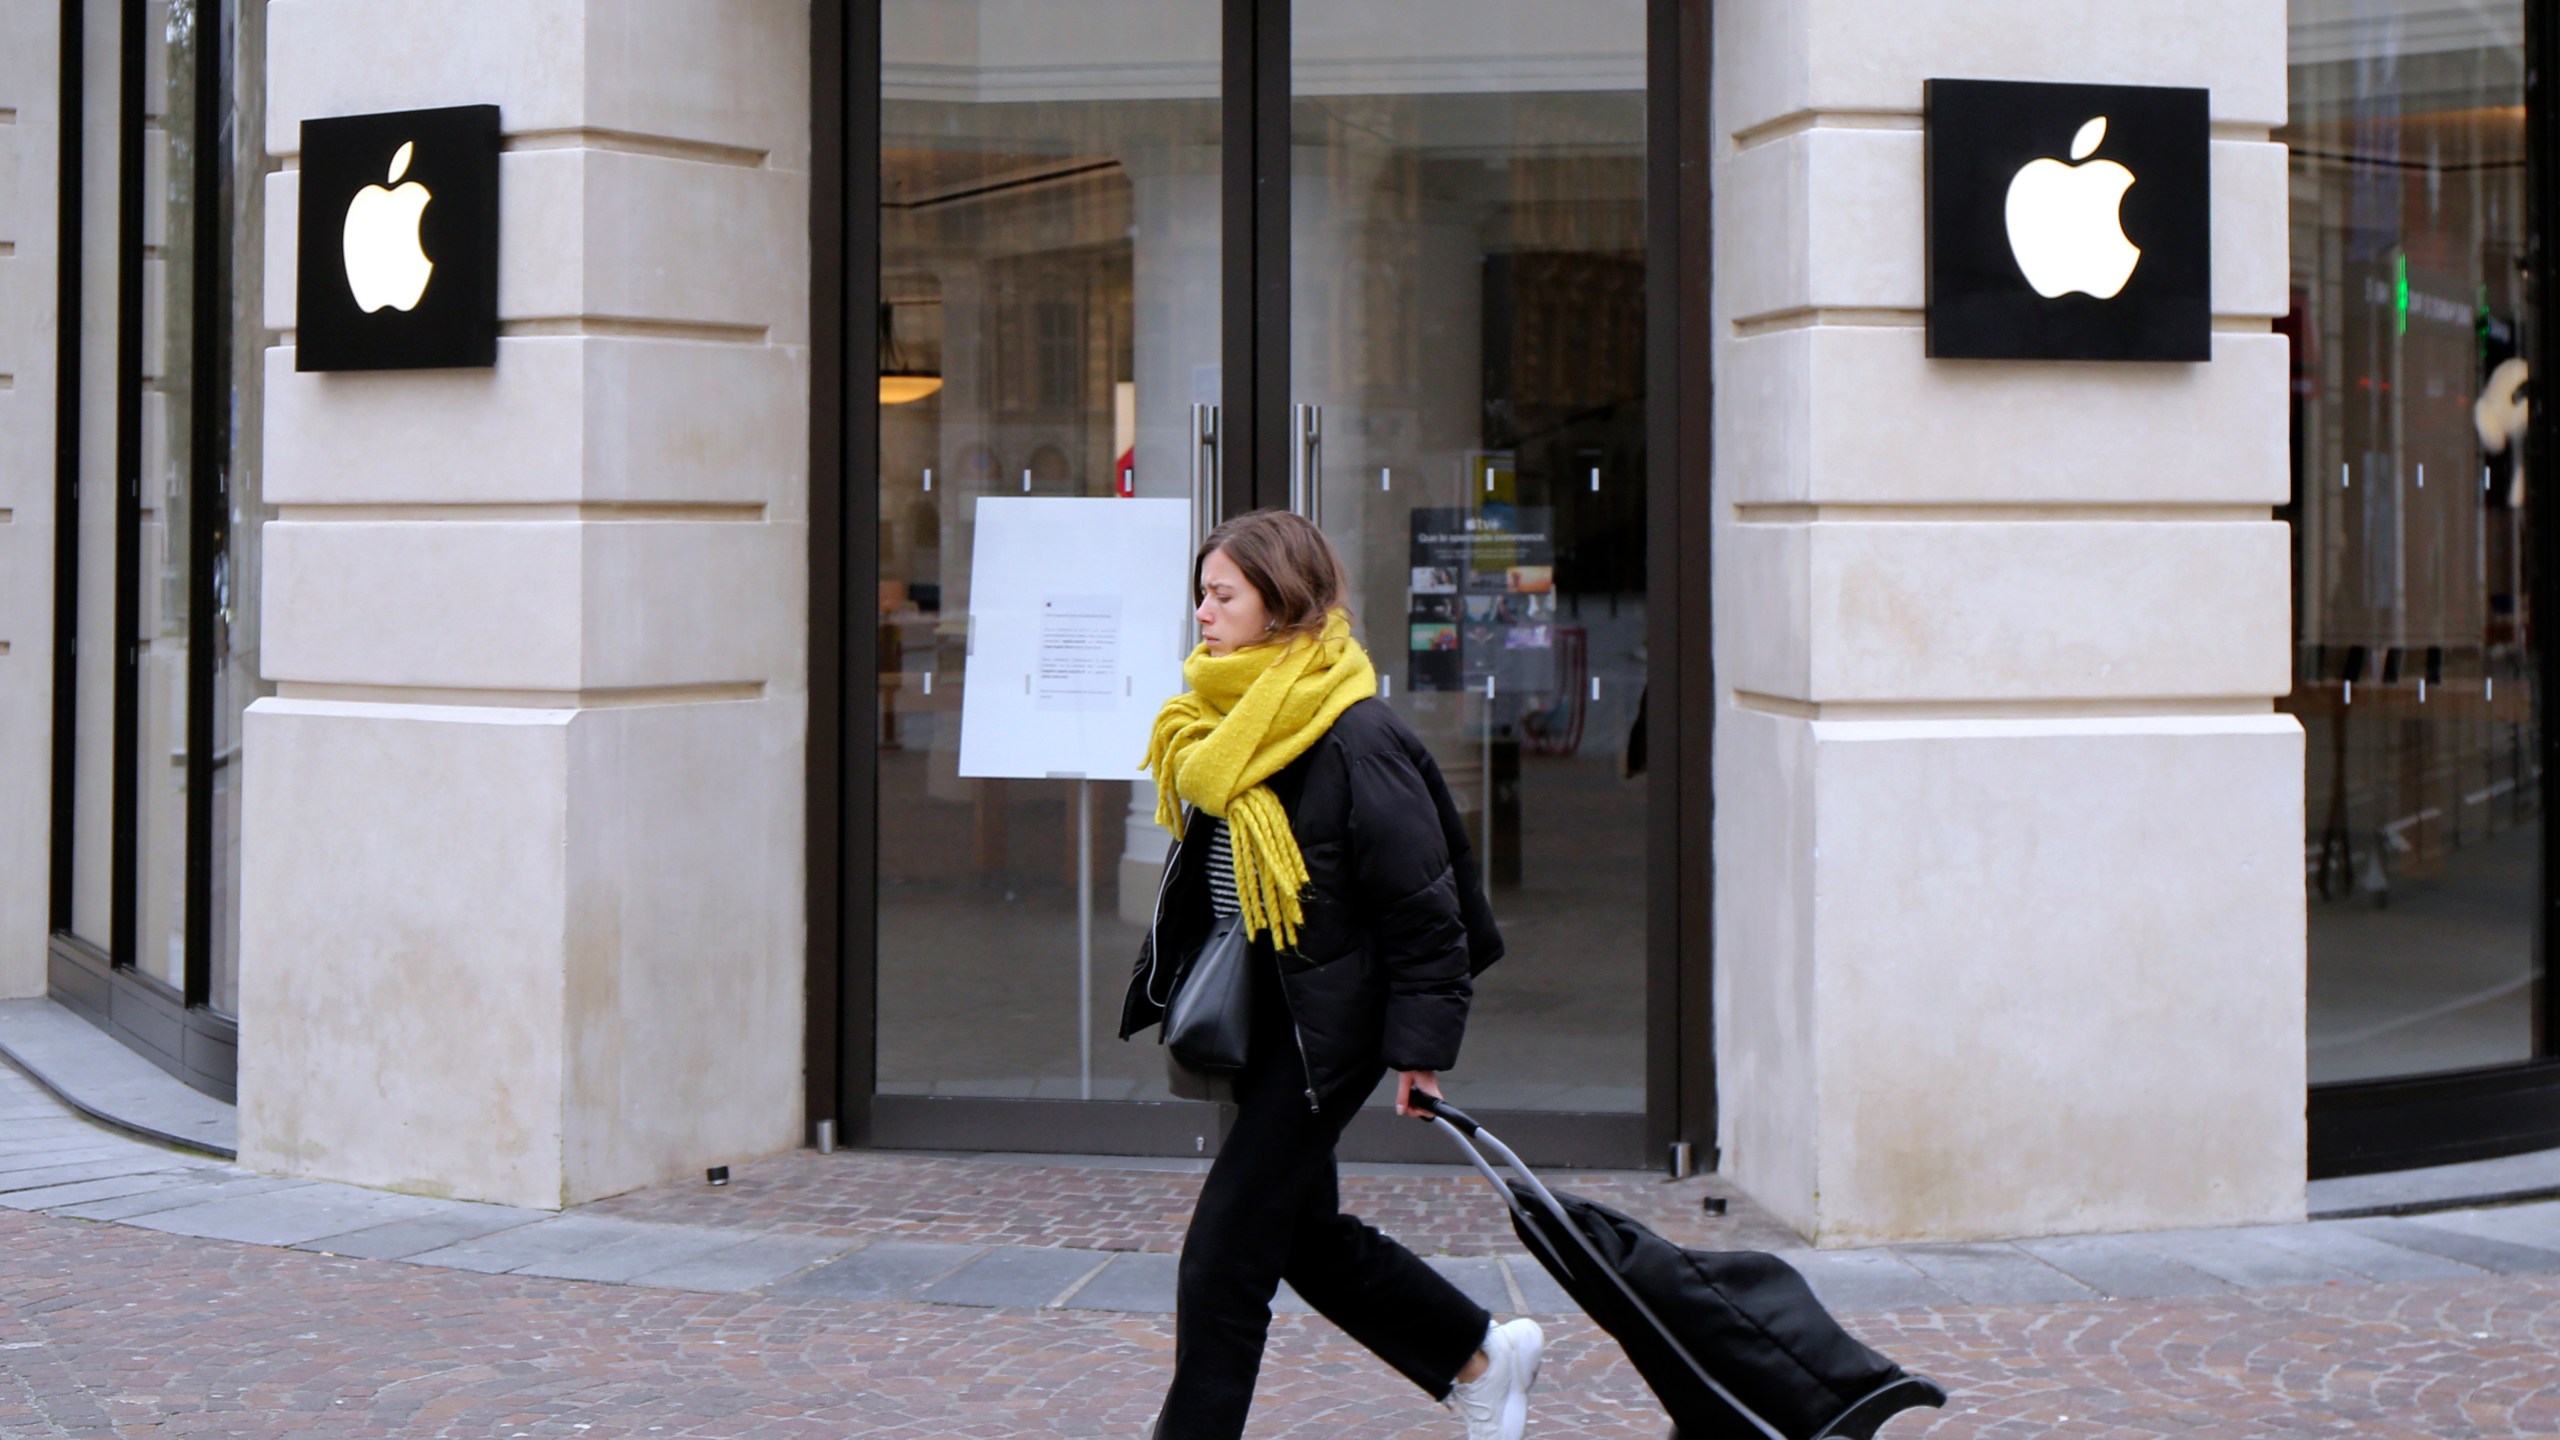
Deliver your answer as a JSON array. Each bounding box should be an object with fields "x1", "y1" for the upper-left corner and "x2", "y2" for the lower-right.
[
  {"x1": 341, "y1": 141, "x2": 435, "y2": 313},
  {"x1": 2002, "y1": 116, "x2": 2141, "y2": 300}
]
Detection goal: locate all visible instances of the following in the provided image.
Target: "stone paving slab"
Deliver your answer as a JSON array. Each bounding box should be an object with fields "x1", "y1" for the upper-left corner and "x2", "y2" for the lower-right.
[
  {"x1": 2310, "y1": 1141, "x2": 2560, "y2": 1216},
  {"x1": 2009, "y1": 1233, "x2": 2235, "y2": 1300},
  {"x1": 0, "y1": 1154, "x2": 194, "y2": 1195},
  {"x1": 2248, "y1": 1216, "x2": 2497, "y2": 1283},
  {"x1": 1777, "y1": 1248, "x2": 1956, "y2": 1312},
  {"x1": 511, "y1": 1221, "x2": 756, "y2": 1284},
  {"x1": 0, "y1": 1144, "x2": 170, "y2": 1177},
  {"x1": 0, "y1": 1169, "x2": 206, "y2": 1213},
  {"x1": 2344, "y1": 1215, "x2": 2560, "y2": 1275},
  {"x1": 0, "y1": 998, "x2": 236, "y2": 1155},
  {"x1": 123, "y1": 1181, "x2": 466, "y2": 1248},
  {"x1": 2417, "y1": 1201, "x2": 2560, "y2": 1252},
  {"x1": 625, "y1": 1234, "x2": 850, "y2": 1293},
  {"x1": 1892, "y1": 1242, "x2": 2103, "y2": 1305},
  {"x1": 44, "y1": 1173, "x2": 306, "y2": 1222},
  {"x1": 0, "y1": 1131, "x2": 160, "y2": 1159},
  {"x1": 1501, "y1": 1252, "x2": 1579, "y2": 1313},
  {"x1": 1425, "y1": 1254, "x2": 1515, "y2": 1314},
  {"x1": 768, "y1": 1239, "x2": 985, "y2": 1300},
  {"x1": 294, "y1": 1205, "x2": 545, "y2": 1261},
  {"x1": 917, "y1": 1244, "x2": 1113, "y2": 1307},
  {"x1": 1070, "y1": 1251, "x2": 1181, "y2": 1312},
  {"x1": 2120, "y1": 1226, "x2": 2366, "y2": 1290},
  {"x1": 402, "y1": 1213, "x2": 653, "y2": 1275}
]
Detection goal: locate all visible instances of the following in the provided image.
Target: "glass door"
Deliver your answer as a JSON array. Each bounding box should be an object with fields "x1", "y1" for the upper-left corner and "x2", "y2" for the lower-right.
[
  {"x1": 1287, "y1": 1, "x2": 1651, "y2": 1115},
  {"x1": 872, "y1": 0, "x2": 1225, "y2": 1107},
  {"x1": 850, "y1": 0, "x2": 1666, "y2": 1158}
]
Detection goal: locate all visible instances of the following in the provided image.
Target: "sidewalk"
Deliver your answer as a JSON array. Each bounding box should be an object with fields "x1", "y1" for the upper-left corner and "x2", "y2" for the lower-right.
[
  {"x1": 6, "y1": 1010, "x2": 2560, "y2": 1437},
  {"x1": 7, "y1": 1001, "x2": 2560, "y2": 1316}
]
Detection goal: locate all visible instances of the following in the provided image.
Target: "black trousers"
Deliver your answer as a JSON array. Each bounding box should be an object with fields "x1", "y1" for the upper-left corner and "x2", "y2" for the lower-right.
[{"x1": 1153, "y1": 954, "x2": 1491, "y2": 1440}]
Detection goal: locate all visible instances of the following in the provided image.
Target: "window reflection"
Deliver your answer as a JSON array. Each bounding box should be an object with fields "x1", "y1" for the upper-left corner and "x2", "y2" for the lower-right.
[
  {"x1": 2284, "y1": 0, "x2": 2543, "y2": 1081},
  {"x1": 874, "y1": 2, "x2": 1220, "y2": 1101}
]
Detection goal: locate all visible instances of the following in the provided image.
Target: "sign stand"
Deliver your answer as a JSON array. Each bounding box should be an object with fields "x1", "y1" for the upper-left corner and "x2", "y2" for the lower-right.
[{"x1": 1078, "y1": 778, "x2": 1093, "y2": 1100}]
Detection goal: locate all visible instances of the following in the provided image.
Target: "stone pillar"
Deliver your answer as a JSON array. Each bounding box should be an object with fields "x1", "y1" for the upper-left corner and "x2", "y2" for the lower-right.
[
  {"x1": 1711, "y1": 0, "x2": 2304, "y2": 1244},
  {"x1": 239, "y1": 0, "x2": 809, "y2": 1210},
  {"x1": 0, "y1": 3, "x2": 60, "y2": 998}
]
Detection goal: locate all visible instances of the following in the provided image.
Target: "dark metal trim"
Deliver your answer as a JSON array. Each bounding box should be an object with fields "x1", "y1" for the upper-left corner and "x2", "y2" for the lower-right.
[
  {"x1": 182, "y1": 0, "x2": 226, "y2": 1012},
  {"x1": 2308, "y1": 1060, "x2": 2560, "y2": 1178},
  {"x1": 47, "y1": 933, "x2": 238, "y2": 1104},
  {"x1": 2532, "y1": 0, "x2": 2560, "y2": 1063},
  {"x1": 1222, "y1": 0, "x2": 1285, "y2": 513},
  {"x1": 109, "y1": 0, "x2": 144, "y2": 970},
  {"x1": 805, "y1": 0, "x2": 846, "y2": 1148},
  {"x1": 47, "y1": 0, "x2": 85, "y2": 936},
  {"x1": 806, "y1": 0, "x2": 883, "y2": 1147},
  {"x1": 1643, "y1": 0, "x2": 1716, "y2": 1167},
  {"x1": 871, "y1": 1094, "x2": 1648, "y2": 1169}
]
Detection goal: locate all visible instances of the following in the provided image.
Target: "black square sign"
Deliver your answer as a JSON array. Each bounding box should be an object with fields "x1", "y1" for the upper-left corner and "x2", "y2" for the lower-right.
[
  {"x1": 296, "y1": 105, "x2": 500, "y2": 372},
  {"x1": 1925, "y1": 79, "x2": 2209, "y2": 362}
]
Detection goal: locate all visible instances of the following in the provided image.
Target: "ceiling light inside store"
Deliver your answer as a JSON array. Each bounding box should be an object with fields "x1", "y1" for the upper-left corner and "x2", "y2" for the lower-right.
[
  {"x1": 878, "y1": 297, "x2": 942, "y2": 405},
  {"x1": 880, "y1": 373, "x2": 943, "y2": 405}
]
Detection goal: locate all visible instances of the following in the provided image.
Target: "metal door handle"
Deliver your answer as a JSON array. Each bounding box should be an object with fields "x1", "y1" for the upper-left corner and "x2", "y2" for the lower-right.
[
  {"x1": 1291, "y1": 404, "x2": 1323, "y2": 529},
  {"x1": 1190, "y1": 403, "x2": 1221, "y2": 558}
]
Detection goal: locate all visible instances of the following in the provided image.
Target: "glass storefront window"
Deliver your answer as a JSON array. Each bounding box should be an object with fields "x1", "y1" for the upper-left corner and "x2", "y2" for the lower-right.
[
  {"x1": 212, "y1": 0, "x2": 277, "y2": 1018},
  {"x1": 874, "y1": 0, "x2": 1223, "y2": 1102},
  {"x1": 2285, "y1": 0, "x2": 2543, "y2": 1082},
  {"x1": 54, "y1": 0, "x2": 263, "y2": 1048},
  {"x1": 870, "y1": 1, "x2": 1650, "y2": 1117},
  {"x1": 1291, "y1": 1, "x2": 1648, "y2": 1112}
]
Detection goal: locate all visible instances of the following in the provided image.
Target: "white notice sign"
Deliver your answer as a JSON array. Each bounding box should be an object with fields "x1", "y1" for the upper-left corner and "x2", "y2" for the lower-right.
[
  {"x1": 959, "y1": 497, "x2": 1190, "y2": 780},
  {"x1": 1037, "y1": 596, "x2": 1122, "y2": 711}
]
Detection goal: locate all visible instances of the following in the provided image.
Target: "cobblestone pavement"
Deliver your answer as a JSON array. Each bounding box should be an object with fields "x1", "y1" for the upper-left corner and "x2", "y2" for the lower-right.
[
  {"x1": 4, "y1": 1203, "x2": 2558, "y2": 1439},
  {"x1": 581, "y1": 1146, "x2": 1795, "y2": 1256}
]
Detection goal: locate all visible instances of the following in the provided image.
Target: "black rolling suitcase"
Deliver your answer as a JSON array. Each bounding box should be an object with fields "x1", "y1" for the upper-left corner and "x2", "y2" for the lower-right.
[{"x1": 1415, "y1": 1095, "x2": 1947, "y2": 1440}]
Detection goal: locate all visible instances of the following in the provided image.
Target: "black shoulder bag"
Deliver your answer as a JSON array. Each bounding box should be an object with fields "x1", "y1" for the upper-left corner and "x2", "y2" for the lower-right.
[{"x1": 1162, "y1": 912, "x2": 1253, "y2": 1074}]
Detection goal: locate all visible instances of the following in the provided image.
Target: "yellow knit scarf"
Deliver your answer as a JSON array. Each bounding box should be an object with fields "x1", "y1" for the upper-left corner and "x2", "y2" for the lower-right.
[{"x1": 1143, "y1": 609, "x2": 1376, "y2": 949}]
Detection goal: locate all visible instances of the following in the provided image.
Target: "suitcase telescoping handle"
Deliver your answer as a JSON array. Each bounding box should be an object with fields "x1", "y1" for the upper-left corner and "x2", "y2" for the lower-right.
[{"x1": 1410, "y1": 1094, "x2": 1792, "y2": 1440}]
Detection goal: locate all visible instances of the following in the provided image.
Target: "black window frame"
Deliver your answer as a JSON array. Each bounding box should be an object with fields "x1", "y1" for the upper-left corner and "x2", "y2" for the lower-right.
[
  {"x1": 46, "y1": 0, "x2": 242, "y2": 1101},
  {"x1": 2298, "y1": 0, "x2": 2560, "y2": 1177},
  {"x1": 805, "y1": 0, "x2": 1716, "y2": 1170}
]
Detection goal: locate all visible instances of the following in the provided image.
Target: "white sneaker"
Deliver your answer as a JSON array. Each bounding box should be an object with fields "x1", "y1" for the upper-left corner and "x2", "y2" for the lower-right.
[{"x1": 1447, "y1": 1317, "x2": 1544, "y2": 1440}]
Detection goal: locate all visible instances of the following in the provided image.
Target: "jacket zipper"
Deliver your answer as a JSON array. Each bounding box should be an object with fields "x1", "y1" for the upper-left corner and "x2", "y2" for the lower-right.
[
  {"x1": 1271, "y1": 957, "x2": 1321, "y2": 1113},
  {"x1": 1142, "y1": 810, "x2": 1187, "y2": 1009}
]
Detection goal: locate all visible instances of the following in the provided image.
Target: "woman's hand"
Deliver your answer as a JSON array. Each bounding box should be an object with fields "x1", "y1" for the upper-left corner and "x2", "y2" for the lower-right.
[{"x1": 1395, "y1": 1069, "x2": 1444, "y2": 1118}]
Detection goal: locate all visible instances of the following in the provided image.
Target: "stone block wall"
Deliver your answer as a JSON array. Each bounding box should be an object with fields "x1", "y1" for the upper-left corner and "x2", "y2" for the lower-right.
[
  {"x1": 237, "y1": 0, "x2": 811, "y2": 1211},
  {"x1": 0, "y1": 5, "x2": 62, "y2": 999},
  {"x1": 1711, "y1": 0, "x2": 2306, "y2": 1244}
]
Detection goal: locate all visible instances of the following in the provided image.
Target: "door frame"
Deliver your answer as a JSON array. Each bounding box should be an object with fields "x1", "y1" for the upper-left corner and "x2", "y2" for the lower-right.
[
  {"x1": 807, "y1": 0, "x2": 1715, "y2": 1168},
  {"x1": 45, "y1": 0, "x2": 243, "y2": 1102}
]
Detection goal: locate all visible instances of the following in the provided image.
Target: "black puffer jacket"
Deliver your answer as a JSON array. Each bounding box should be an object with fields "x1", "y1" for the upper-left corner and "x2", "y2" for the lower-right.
[{"x1": 1118, "y1": 697, "x2": 1504, "y2": 1104}]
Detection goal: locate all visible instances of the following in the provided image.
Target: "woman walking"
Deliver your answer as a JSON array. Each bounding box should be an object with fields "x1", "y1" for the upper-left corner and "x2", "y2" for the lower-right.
[{"x1": 1120, "y1": 509, "x2": 1543, "y2": 1440}]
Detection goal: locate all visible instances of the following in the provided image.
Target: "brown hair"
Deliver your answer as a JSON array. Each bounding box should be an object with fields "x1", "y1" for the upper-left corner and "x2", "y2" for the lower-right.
[{"x1": 1195, "y1": 509, "x2": 1350, "y2": 645}]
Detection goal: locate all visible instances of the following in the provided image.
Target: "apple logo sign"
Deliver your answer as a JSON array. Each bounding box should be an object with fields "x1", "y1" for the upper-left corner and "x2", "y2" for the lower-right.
[
  {"x1": 2003, "y1": 117, "x2": 2141, "y2": 300},
  {"x1": 342, "y1": 141, "x2": 436, "y2": 313},
  {"x1": 1924, "y1": 79, "x2": 2207, "y2": 362},
  {"x1": 297, "y1": 104, "x2": 499, "y2": 372}
]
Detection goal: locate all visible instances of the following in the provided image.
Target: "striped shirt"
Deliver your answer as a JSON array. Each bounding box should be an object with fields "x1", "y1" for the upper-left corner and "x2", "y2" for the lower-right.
[{"x1": 1205, "y1": 818, "x2": 1241, "y2": 918}]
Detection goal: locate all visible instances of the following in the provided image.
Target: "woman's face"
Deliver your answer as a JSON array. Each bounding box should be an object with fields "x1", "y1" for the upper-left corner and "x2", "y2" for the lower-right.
[{"x1": 1196, "y1": 548, "x2": 1273, "y2": 656}]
